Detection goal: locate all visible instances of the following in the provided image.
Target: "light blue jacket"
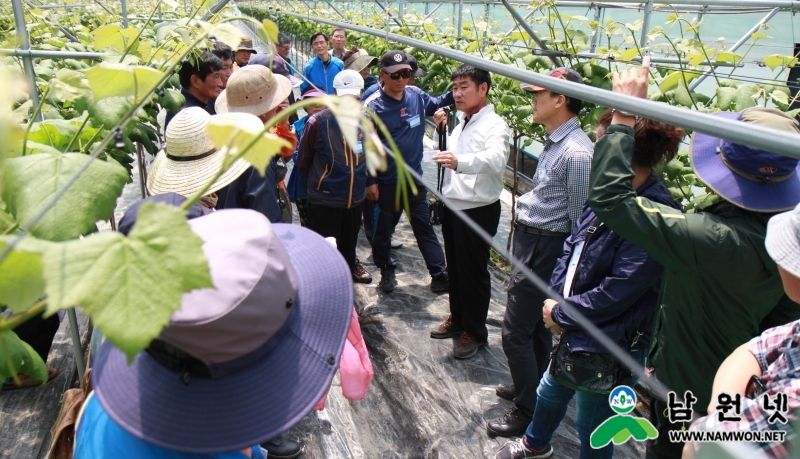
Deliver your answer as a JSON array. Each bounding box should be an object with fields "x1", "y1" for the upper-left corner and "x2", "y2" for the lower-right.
[{"x1": 299, "y1": 55, "x2": 343, "y2": 95}]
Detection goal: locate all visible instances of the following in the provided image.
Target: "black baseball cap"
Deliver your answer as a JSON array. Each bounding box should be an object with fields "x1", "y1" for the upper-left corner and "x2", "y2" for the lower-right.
[
  {"x1": 380, "y1": 50, "x2": 412, "y2": 74},
  {"x1": 405, "y1": 54, "x2": 426, "y2": 77}
]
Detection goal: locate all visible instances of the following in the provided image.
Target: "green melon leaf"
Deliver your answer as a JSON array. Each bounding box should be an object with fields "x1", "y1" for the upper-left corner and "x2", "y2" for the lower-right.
[
  {"x1": 207, "y1": 119, "x2": 291, "y2": 176},
  {"x1": 762, "y1": 54, "x2": 797, "y2": 71},
  {"x1": 85, "y1": 64, "x2": 165, "y2": 104},
  {"x1": 0, "y1": 237, "x2": 50, "y2": 313},
  {"x1": 42, "y1": 203, "x2": 213, "y2": 360},
  {"x1": 0, "y1": 330, "x2": 48, "y2": 389},
  {"x1": 27, "y1": 120, "x2": 100, "y2": 153},
  {"x1": 159, "y1": 88, "x2": 185, "y2": 114},
  {"x1": 91, "y1": 25, "x2": 139, "y2": 54},
  {"x1": 714, "y1": 86, "x2": 737, "y2": 111},
  {"x1": 2, "y1": 152, "x2": 128, "y2": 241},
  {"x1": 262, "y1": 19, "x2": 280, "y2": 44},
  {"x1": 733, "y1": 85, "x2": 757, "y2": 111},
  {"x1": 465, "y1": 41, "x2": 481, "y2": 53}
]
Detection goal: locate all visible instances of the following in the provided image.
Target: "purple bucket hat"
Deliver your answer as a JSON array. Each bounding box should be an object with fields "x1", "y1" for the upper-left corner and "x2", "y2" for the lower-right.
[
  {"x1": 690, "y1": 107, "x2": 800, "y2": 213},
  {"x1": 248, "y1": 53, "x2": 302, "y2": 87},
  {"x1": 92, "y1": 209, "x2": 353, "y2": 454}
]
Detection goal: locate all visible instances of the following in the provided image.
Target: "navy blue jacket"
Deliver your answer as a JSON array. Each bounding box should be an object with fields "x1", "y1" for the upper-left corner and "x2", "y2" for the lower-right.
[
  {"x1": 297, "y1": 109, "x2": 366, "y2": 208},
  {"x1": 215, "y1": 161, "x2": 282, "y2": 223},
  {"x1": 363, "y1": 86, "x2": 453, "y2": 185},
  {"x1": 163, "y1": 89, "x2": 213, "y2": 131},
  {"x1": 549, "y1": 172, "x2": 682, "y2": 354}
]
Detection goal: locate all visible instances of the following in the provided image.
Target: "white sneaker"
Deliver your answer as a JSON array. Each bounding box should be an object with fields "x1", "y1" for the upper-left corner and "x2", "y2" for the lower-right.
[{"x1": 390, "y1": 238, "x2": 403, "y2": 249}]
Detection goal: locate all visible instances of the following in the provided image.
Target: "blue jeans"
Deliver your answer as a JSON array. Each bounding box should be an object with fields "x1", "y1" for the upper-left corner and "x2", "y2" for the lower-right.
[{"x1": 524, "y1": 349, "x2": 645, "y2": 459}]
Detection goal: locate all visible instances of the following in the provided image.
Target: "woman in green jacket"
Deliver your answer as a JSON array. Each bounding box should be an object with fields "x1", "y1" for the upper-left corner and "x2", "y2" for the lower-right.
[{"x1": 589, "y1": 57, "x2": 800, "y2": 459}]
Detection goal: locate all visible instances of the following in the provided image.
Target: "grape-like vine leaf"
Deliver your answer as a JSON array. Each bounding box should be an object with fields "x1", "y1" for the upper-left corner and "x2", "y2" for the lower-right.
[
  {"x1": 0, "y1": 237, "x2": 50, "y2": 313},
  {"x1": 2, "y1": 152, "x2": 128, "y2": 241},
  {"x1": 43, "y1": 203, "x2": 213, "y2": 360},
  {"x1": 85, "y1": 64, "x2": 165, "y2": 104},
  {"x1": 207, "y1": 118, "x2": 290, "y2": 176}
]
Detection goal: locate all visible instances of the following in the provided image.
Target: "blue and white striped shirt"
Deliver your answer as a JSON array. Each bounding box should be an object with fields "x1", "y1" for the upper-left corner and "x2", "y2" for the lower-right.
[{"x1": 515, "y1": 117, "x2": 594, "y2": 234}]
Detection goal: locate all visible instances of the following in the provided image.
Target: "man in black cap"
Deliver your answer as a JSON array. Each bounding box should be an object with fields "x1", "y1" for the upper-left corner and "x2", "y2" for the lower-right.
[{"x1": 363, "y1": 50, "x2": 454, "y2": 294}]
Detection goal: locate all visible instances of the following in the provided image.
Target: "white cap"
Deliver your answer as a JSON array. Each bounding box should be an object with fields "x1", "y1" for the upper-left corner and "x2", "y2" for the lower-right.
[
  {"x1": 333, "y1": 69, "x2": 364, "y2": 96},
  {"x1": 766, "y1": 202, "x2": 800, "y2": 279}
]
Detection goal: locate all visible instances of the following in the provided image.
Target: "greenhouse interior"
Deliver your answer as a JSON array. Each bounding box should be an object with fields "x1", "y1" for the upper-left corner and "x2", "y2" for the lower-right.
[{"x1": 2, "y1": 0, "x2": 800, "y2": 458}]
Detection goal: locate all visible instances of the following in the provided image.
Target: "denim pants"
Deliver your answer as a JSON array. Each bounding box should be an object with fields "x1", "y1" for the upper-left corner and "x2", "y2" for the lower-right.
[{"x1": 524, "y1": 349, "x2": 645, "y2": 459}]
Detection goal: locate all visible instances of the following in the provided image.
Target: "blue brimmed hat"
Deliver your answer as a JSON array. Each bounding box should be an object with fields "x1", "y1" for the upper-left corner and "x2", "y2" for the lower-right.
[
  {"x1": 92, "y1": 209, "x2": 353, "y2": 454},
  {"x1": 690, "y1": 107, "x2": 800, "y2": 213}
]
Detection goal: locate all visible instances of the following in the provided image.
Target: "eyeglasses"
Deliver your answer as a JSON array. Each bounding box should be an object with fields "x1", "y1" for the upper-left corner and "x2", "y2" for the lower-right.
[{"x1": 386, "y1": 70, "x2": 412, "y2": 80}]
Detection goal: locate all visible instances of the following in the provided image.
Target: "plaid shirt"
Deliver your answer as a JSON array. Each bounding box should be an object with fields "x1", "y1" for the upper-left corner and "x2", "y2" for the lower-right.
[
  {"x1": 691, "y1": 319, "x2": 800, "y2": 458},
  {"x1": 515, "y1": 117, "x2": 594, "y2": 233}
]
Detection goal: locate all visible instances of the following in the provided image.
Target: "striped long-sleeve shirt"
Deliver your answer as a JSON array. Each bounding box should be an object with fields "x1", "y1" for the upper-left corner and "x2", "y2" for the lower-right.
[{"x1": 515, "y1": 117, "x2": 594, "y2": 233}]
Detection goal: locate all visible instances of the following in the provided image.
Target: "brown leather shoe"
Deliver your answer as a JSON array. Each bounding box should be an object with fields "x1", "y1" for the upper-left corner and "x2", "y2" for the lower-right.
[
  {"x1": 454, "y1": 332, "x2": 484, "y2": 359},
  {"x1": 429, "y1": 314, "x2": 463, "y2": 339},
  {"x1": 352, "y1": 260, "x2": 372, "y2": 284},
  {"x1": 496, "y1": 383, "x2": 515, "y2": 401},
  {"x1": 487, "y1": 406, "x2": 530, "y2": 437}
]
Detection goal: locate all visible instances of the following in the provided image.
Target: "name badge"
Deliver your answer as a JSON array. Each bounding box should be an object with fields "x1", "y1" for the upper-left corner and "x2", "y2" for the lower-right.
[
  {"x1": 408, "y1": 114, "x2": 420, "y2": 128},
  {"x1": 354, "y1": 141, "x2": 363, "y2": 154}
]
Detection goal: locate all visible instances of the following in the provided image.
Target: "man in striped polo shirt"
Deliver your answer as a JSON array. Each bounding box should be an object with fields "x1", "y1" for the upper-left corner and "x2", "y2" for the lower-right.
[{"x1": 488, "y1": 68, "x2": 594, "y2": 438}]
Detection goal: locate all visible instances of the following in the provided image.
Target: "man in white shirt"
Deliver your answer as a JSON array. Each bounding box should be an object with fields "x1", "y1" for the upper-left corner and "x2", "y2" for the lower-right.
[{"x1": 430, "y1": 64, "x2": 510, "y2": 359}]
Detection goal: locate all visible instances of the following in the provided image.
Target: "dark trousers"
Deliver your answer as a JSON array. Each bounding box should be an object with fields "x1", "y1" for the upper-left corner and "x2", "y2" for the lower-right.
[
  {"x1": 14, "y1": 312, "x2": 60, "y2": 362},
  {"x1": 371, "y1": 181, "x2": 445, "y2": 277},
  {"x1": 307, "y1": 202, "x2": 364, "y2": 270},
  {"x1": 502, "y1": 229, "x2": 567, "y2": 417},
  {"x1": 442, "y1": 201, "x2": 501, "y2": 343},
  {"x1": 363, "y1": 199, "x2": 378, "y2": 241},
  {"x1": 646, "y1": 397, "x2": 690, "y2": 459}
]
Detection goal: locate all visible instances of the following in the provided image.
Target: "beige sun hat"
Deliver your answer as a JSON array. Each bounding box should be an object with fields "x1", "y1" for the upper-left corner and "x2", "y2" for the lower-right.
[
  {"x1": 215, "y1": 65, "x2": 292, "y2": 116},
  {"x1": 344, "y1": 49, "x2": 378, "y2": 73},
  {"x1": 147, "y1": 107, "x2": 259, "y2": 197}
]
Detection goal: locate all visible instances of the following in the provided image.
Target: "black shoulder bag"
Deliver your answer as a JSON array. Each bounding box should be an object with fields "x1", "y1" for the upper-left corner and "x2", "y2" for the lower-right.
[
  {"x1": 429, "y1": 121, "x2": 446, "y2": 226},
  {"x1": 548, "y1": 217, "x2": 637, "y2": 395}
]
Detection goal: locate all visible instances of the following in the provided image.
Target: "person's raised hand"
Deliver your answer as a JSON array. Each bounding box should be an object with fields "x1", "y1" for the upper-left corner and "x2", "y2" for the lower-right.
[
  {"x1": 612, "y1": 55, "x2": 650, "y2": 100},
  {"x1": 433, "y1": 109, "x2": 448, "y2": 130}
]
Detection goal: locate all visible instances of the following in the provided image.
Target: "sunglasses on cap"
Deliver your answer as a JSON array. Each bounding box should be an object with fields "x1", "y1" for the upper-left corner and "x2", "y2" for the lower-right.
[{"x1": 385, "y1": 70, "x2": 412, "y2": 80}]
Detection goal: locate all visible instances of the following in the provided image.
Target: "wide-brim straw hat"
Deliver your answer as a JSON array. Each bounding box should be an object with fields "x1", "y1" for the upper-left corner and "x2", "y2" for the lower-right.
[
  {"x1": 147, "y1": 108, "x2": 257, "y2": 197},
  {"x1": 215, "y1": 65, "x2": 292, "y2": 116}
]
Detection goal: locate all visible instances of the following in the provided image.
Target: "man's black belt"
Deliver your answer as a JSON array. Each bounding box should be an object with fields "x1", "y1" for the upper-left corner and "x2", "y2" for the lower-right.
[{"x1": 514, "y1": 222, "x2": 569, "y2": 237}]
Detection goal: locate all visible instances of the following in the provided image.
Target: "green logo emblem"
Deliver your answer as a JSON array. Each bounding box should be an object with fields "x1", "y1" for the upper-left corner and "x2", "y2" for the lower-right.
[{"x1": 590, "y1": 386, "x2": 659, "y2": 448}]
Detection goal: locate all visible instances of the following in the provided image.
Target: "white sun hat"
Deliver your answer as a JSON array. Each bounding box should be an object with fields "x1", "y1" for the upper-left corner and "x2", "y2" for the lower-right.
[
  {"x1": 215, "y1": 65, "x2": 292, "y2": 116},
  {"x1": 146, "y1": 107, "x2": 260, "y2": 198},
  {"x1": 766, "y1": 202, "x2": 800, "y2": 278}
]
